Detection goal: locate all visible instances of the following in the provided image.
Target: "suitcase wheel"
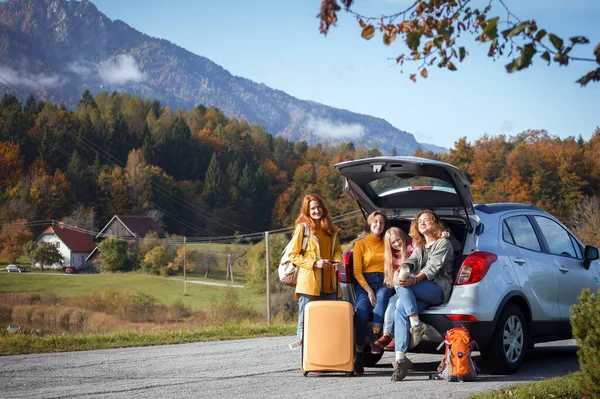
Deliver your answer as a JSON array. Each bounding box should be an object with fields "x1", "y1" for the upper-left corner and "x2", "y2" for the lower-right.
[
  {"x1": 303, "y1": 371, "x2": 308, "y2": 377},
  {"x1": 345, "y1": 372, "x2": 354, "y2": 377}
]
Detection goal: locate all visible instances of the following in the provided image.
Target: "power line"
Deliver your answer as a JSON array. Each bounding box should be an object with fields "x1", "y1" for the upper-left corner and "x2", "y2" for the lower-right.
[
  {"x1": 0, "y1": 87, "x2": 217, "y2": 236},
  {"x1": 0, "y1": 75, "x2": 256, "y2": 235}
]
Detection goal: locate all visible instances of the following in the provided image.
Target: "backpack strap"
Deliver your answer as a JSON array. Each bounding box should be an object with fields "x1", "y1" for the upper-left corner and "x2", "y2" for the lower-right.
[{"x1": 300, "y1": 223, "x2": 310, "y2": 253}]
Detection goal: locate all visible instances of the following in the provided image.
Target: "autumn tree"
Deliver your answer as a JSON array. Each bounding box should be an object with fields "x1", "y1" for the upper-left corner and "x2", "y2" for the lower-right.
[
  {"x1": 569, "y1": 196, "x2": 600, "y2": 248},
  {"x1": 0, "y1": 141, "x2": 24, "y2": 189},
  {"x1": 168, "y1": 245, "x2": 198, "y2": 275},
  {"x1": 125, "y1": 149, "x2": 152, "y2": 215},
  {"x1": 62, "y1": 204, "x2": 96, "y2": 231},
  {"x1": 141, "y1": 245, "x2": 172, "y2": 275},
  {"x1": 97, "y1": 166, "x2": 133, "y2": 220},
  {"x1": 0, "y1": 219, "x2": 34, "y2": 263},
  {"x1": 318, "y1": 0, "x2": 600, "y2": 85}
]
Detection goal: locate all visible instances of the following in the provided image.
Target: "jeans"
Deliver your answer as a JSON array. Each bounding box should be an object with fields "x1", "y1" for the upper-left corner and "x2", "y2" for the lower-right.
[
  {"x1": 393, "y1": 280, "x2": 443, "y2": 352},
  {"x1": 354, "y1": 272, "x2": 393, "y2": 348},
  {"x1": 383, "y1": 294, "x2": 397, "y2": 335},
  {"x1": 297, "y1": 293, "x2": 337, "y2": 341}
]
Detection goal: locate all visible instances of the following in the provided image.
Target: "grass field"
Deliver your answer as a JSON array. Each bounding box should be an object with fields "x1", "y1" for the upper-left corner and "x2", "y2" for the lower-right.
[
  {"x1": 0, "y1": 272, "x2": 266, "y2": 312},
  {"x1": 1, "y1": 241, "x2": 253, "y2": 284}
]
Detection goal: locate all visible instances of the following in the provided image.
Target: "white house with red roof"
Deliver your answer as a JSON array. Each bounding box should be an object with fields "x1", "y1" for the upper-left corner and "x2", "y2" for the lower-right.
[{"x1": 35, "y1": 225, "x2": 96, "y2": 270}]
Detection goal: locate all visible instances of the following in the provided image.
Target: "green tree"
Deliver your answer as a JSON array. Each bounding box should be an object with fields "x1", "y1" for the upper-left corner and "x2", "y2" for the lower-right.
[
  {"x1": 204, "y1": 152, "x2": 223, "y2": 206},
  {"x1": 318, "y1": 0, "x2": 600, "y2": 85},
  {"x1": 78, "y1": 89, "x2": 97, "y2": 109},
  {"x1": 29, "y1": 242, "x2": 64, "y2": 271},
  {"x1": 98, "y1": 238, "x2": 129, "y2": 272}
]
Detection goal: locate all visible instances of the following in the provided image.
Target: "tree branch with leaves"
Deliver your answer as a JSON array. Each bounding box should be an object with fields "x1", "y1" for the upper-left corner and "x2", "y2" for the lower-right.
[{"x1": 318, "y1": 0, "x2": 600, "y2": 85}]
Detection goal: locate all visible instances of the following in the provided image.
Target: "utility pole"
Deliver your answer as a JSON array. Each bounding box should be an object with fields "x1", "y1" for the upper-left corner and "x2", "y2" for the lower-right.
[
  {"x1": 265, "y1": 231, "x2": 271, "y2": 325},
  {"x1": 183, "y1": 236, "x2": 187, "y2": 295},
  {"x1": 227, "y1": 253, "x2": 234, "y2": 282}
]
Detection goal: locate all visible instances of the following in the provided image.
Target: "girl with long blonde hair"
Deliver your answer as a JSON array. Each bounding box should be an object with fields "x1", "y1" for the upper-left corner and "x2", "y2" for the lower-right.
[{"x1": 372, "y1": 227, "x2": 412, "y2": 354}]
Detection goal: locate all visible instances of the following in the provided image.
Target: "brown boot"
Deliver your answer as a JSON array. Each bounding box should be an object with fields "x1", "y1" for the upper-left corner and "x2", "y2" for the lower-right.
[{"x1": 391, "y1": 358, "x2": 413, "y2": 381}]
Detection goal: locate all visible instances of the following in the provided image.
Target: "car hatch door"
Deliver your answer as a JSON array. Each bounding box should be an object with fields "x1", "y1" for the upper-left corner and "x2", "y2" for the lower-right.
[{"x1": 334, "y1": 156, "x2": 474, "y2": 226}]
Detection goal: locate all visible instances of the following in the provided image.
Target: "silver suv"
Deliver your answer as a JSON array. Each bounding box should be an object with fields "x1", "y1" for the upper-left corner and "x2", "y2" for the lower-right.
[{"x1": 334, "y1": 156, "x2": 600, "y2": 374}]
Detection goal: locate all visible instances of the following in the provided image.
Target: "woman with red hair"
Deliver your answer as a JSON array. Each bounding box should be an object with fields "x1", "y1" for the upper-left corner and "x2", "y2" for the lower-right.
[{"x1": 288, "y1": 194, "x2": 343, "y2": 350}]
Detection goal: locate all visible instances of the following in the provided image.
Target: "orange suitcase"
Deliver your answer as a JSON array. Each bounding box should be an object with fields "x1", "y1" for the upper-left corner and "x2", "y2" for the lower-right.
[{"x1": 302, "y1": 299, "x2": 354, "y2": 376}]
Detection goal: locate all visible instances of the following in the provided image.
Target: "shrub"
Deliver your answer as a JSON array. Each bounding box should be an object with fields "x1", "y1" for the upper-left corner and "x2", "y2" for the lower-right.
[
  {"x1": 204, "y1": 288, "x2": 260, "y2": 324},
  {"x1": 141, "y1": 245, "x2": 172, "y2": 275},
  {"x1": 570, "y1": 288, "x2": 600, "y2": 399},
  {"x1": 98, "y1": 238, "x2": 130, "y2": 272},
  {"x1": 124, "y1": 291, "x2": 157, "y2": 322},
  {"x1": 245, "y1": 233, "x2": 288, "y2": 293}
]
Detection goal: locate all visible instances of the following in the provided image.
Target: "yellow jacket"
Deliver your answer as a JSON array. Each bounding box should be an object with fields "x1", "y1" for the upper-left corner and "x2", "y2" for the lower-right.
[{"x1": 288, "y1": 223, "x2": 343, "y2": 300}]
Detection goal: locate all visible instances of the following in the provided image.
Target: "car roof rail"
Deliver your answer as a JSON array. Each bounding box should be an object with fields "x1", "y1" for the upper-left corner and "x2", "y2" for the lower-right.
[{"x1": 474, "y1": 203, "x2": 543, "y2": 214}]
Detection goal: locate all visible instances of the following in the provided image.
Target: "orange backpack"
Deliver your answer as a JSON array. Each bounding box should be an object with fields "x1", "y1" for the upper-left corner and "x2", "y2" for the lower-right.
[{"x1": 431, "y1": 327, "x2": 477, "y2": 382}]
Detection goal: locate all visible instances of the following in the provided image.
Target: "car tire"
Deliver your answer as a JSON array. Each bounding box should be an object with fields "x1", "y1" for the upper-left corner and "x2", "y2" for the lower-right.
[{"x1": 481, "y1": 304, "x2": 527, "y2": 374}]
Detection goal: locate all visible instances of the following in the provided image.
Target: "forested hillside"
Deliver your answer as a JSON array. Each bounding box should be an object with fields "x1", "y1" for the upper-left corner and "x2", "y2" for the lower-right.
[
  {"x1": 0, "y1": 0, "x2": 422, "y2": 155},
  {"x1": 0, "y1": 90, "x2": 369, "y2": 240},
  {"x1": 1, "y1": 90, "x2": 599, "y2": 247}
]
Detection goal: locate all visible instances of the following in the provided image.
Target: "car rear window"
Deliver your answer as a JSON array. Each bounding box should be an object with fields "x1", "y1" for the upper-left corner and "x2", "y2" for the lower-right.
[
  {"x1": 503, "y1": 215, "x2": 541, "y2": 251},
  {"x1": 367, "y1": 176, "x2": 456, "y2": 197}
]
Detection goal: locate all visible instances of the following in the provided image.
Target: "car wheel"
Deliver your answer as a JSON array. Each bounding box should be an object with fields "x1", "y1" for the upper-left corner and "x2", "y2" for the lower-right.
[{"x1": 481, "y1": 304, "x2": 527, "y2": 374}]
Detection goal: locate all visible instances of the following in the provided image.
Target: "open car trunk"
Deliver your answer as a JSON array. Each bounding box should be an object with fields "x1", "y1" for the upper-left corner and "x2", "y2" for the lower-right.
[{"x1": 334, "y1": 156, "x2": 477, "y2": 275}]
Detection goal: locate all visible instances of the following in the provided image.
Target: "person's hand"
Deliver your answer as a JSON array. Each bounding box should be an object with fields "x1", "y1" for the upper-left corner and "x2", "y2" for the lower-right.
[
  {"x1": 367, "y1": 290, "x2": 377, "y2": 307},
  {"x1": 332, "y1": 261, "x2": 342, "y2": 271},
  {"x1": 314, "y1": 259, "x2": 330, "y2": 268},
  {"x1": 396, "y1": 275, "x2": 415, "y2": 287}
]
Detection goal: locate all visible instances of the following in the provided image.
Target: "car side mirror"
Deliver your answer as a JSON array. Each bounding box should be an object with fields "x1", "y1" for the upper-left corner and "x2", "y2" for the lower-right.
[{"x1": 583, "y1": 245, "x2": 599, "y2": 270}]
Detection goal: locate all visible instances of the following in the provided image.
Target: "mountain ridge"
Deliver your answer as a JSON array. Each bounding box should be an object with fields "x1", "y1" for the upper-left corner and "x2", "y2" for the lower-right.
[{"x1": 0, "y1": 0, "x2": 444, "y2": 154}]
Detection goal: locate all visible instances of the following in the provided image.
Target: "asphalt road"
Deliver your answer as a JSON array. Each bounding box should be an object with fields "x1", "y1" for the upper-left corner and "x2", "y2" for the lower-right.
[{"x1": 0, "y1": 337, "x2": 579, "y2": 399}]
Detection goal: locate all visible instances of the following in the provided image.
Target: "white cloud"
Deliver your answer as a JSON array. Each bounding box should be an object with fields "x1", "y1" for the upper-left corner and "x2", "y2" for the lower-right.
[
  {"x1": 68, "y1": 62, "x2": 92, "y2": 76},
  {"x1": 0, "y1": 65, "x2": 63, "y2": 89},
  {"x1": 98, "y1": 54, "x2": 145, "y2": 85},
  {"x1": 305, "y1": 116, "x2": 365, "y2": 140}
]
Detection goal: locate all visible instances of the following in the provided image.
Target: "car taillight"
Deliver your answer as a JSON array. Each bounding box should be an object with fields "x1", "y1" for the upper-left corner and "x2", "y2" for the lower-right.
[
  {"x1": 445, "y1": 314, "x2": 479, "y2": 322},
  {"x1": 338, "y1": 250, "x2": 353, "y2": 284},
  {"x1": 455, "y1": 251, "x2": 497, "y2": 285}
]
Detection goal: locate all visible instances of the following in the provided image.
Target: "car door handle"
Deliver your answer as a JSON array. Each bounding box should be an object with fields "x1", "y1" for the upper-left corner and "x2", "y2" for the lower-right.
[
  {"x1": 558, "y1": 266, "x2": 569, "y2": 274},
  {"x1": 512, "y1": 257, "x2": 526, "y2": 265}
]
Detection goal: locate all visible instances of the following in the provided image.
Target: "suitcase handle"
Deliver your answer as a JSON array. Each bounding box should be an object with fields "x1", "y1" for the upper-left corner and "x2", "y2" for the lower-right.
[{"x1": 320, "y1": 263, "x2": 338, "y2": 299}]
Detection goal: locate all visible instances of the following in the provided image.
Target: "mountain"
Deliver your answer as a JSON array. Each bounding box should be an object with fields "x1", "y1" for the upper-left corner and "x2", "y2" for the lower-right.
[{"x1": 0, "y1": 0, "x2": 442, "y2": 154}]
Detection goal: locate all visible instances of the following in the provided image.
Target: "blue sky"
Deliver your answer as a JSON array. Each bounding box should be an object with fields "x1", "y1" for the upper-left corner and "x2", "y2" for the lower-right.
[{"x1": 90, "y1": 0, "x2": 600, "y2": 149}]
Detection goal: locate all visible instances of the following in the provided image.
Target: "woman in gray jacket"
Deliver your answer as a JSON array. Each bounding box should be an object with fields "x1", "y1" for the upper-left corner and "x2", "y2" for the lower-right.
[{"x1": 391, "y1": 210, "x2": 454, "y2": 382}]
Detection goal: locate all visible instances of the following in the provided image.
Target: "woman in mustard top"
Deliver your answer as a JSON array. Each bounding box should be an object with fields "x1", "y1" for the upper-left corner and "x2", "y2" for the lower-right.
[
  {"x1": 352, "y1": 210, "x2": 393, "y2": 375},
  {"x1": 288, "y1": 194, "x2": 343, "y2": 346}
]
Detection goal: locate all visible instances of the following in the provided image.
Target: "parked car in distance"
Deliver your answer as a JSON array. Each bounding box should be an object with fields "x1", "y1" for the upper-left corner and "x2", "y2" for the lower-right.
[
  {"x1": 333, "y1": 156, "x2": 600, "y2": 375},
  {"x1": 64, "y1": 266, "x2": 78, "y2": 274},
  {"x1": 6, "y1": 264, "x2": 26, "y2": 273}
]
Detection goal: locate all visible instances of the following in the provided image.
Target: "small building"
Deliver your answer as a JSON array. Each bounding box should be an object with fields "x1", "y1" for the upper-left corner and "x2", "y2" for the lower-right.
[
  {"x1": 87, "y1": 216, "x2": 166, "y2": 271},
  {"x1": 95, "y1": 215, "x2": 165, "y2": 242},
  {"x1": 35, "y1": 225, "x2": 96, "y2": 270}
]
